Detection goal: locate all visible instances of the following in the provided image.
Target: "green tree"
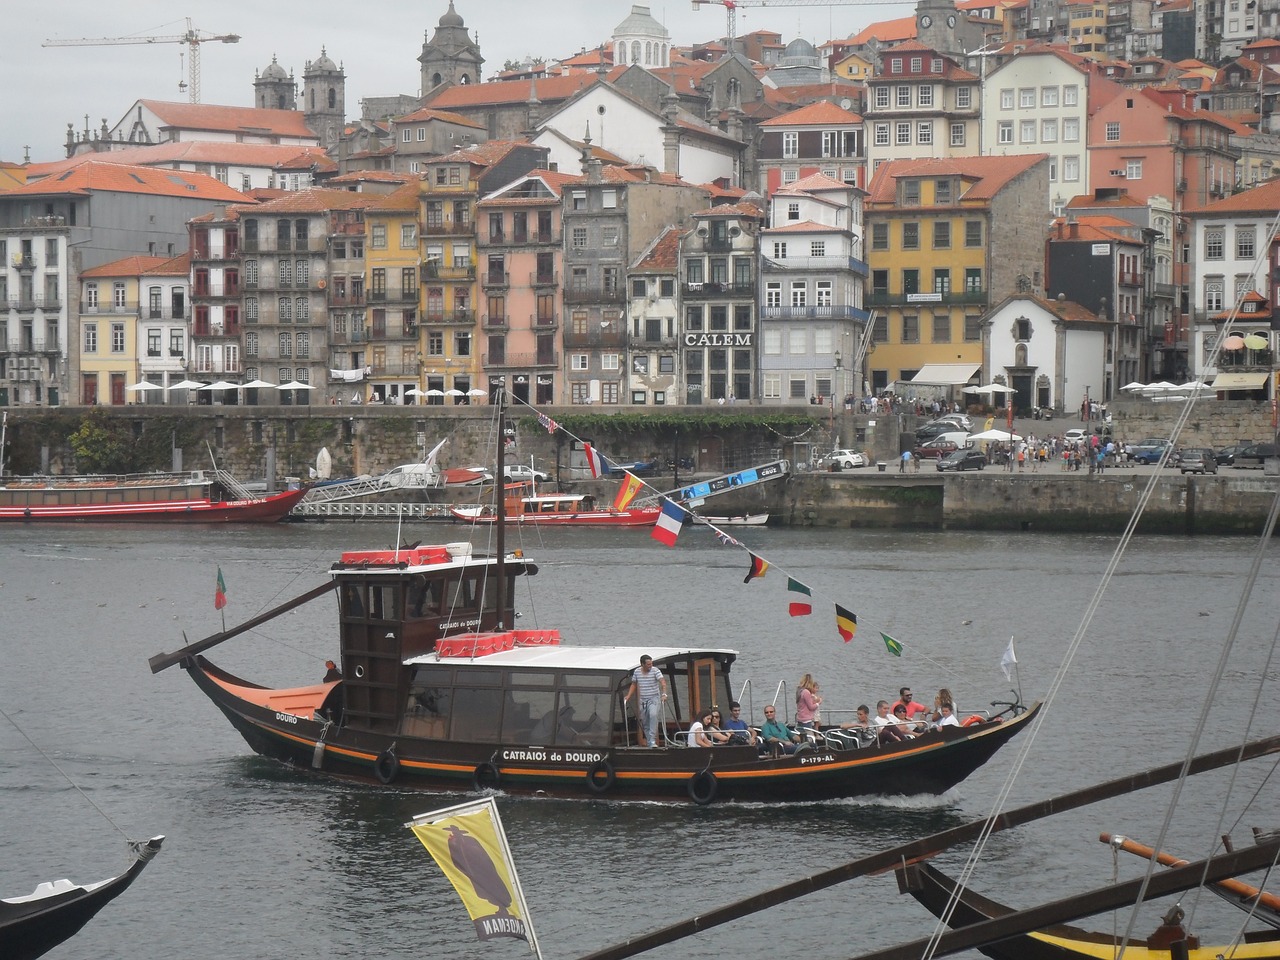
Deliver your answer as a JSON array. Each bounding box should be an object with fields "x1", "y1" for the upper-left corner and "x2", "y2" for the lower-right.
[{"x1": 68, "y1": 409, "x2": 134, "y2": 474}]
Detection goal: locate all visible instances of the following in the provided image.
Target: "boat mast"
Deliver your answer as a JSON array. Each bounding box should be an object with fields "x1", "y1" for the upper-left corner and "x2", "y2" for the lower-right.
[{"x1": 495, "y1": 389, "x2": 506, "y2": 629}]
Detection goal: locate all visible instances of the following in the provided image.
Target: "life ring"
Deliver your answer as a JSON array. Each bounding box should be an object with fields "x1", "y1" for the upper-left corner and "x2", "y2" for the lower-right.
[
  {"x1": 472, "y1": 760, "x2": 501, "y2": 792},
  {"x1": 374, "y1": 748, "x2": 400, "y2": 784},
  {"x1": 585, "y1": 759, "x2": 615, "y2": 793},
  {"x1": 961, "y1": 715, "x2": 984, "y2": 727},
  {"x1": 687, "y1": 769, "x2": 718, "y2": 805}
]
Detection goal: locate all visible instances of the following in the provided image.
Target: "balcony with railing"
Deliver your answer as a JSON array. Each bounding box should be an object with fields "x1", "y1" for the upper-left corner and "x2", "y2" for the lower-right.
[
  {"x1": 421, "y1": 262, "x2": 476, "y2": 281},
  {"x1": 865, "y1": 289, "x2": 987, "y2": 306},
  {"x1": 563, "y1": 326, "x2": 627, "y2": 348},
  {"x1": 329, "y1": 219, "x2": 365, "y2": 236},
  {"x1": 482, "y1": 350, "x2": 559, "y2": 369},
  {"x1": 760, "y1": 304, "x2": 870, "y2": 322},
  {"x1": 147, "y1": 307, "x2": 189, "y2": 321},
  {"x1": 482, "y1": 314, "x2": 508, "y2": 330},
  {"x1": 424, "y1": 309, "x2": 475, "y2": 325},
  {"x1": 423, "y1": 220, "x2": 474, "y2": 237},
  {"x1": 191, "y1": 320, "x2": 243, "y2": 338},
  {"x1": 530, "y1": 271, "x2": 558, "y2": 287},
  {"x1": 533, "y1": 313, "x2": 557, "y2": 328},
  {"x1": 481, "y1": 270, "x2": 510, "y2": 289},
  {"x1": 80, "y1": 300, "x2": 139, "y2": 314},
  {"x1": 1118, "y1": 270, "x2": 1142, "y2": 287},
  {"x1": 194, "y1": 280, "x2": 241, "y2": 298},
  {"x1": 193, "y1": 358, "x2": 242, "y2": 374},
  {"x1": 762, "y1": 254, "x2": 869, "y2": 275},
  {"x1": 682, "y1": 281, "x2": 755, "y2": 299},
  {"x1": 329, "y1": 293, "x2": 366, "y2": 307},
  {"x1": 13, "y1": 256, "x2": 35, "y2": 271},
  {"x1": 9, "y1": 294, "x2": 63, "y2": 311},
  {"x1": 563, "y1": 285, "x2": 625, "y2": 304},
  {"x1": 12, "y1": 337, "x2": 61, "y2": 354}
]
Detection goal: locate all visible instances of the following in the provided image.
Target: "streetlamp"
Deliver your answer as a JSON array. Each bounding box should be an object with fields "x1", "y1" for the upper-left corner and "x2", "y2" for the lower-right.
[
  {"x1": 1084, "y1": 385, "x2": 1091, "y2": 423},
  {"x1": 830, "y1": 350, "x2": 842, "y2": 442}
]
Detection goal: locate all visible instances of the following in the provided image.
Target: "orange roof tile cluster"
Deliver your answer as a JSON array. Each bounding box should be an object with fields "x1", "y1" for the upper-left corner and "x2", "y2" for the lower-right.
[
  {"x1": 325, "y1": 170, "x2": 414, "y2": 185},
  {"x1": 759, "y1": 101, "x2": 862, "y2": 127},
  {"x1": 429, "y1": 140, "x2": 535, "y2": 167},
  {"x1": 693, "y1": 201, "x2": 763, "y2": 218},
  {"x1": 0, "y1": 161, "x2": 249, "y2": 202},
  {"x1": 632, "y1": 226, "x2": 682, "y2": 272},
  {"x1": 866, "y1": 155, "x2": 1048, "y2": 204},
  {"x1": 244, "y1": 187, "x2": 381, "y2": 214},
  {"x1": 777, "y1": 172, "x2": 855, "y2": 194},
  {"x1": 847, "y1": 16, "x2": 917, "y2": 46},
  {"x1": 80, "y1": 255, "x2": 173, "y2": 279},
  {"x1": 427, "y1": 73, "x2": 600, "y2": 109},
  {"x1": 1065, "y1": 192, "x2": 1148, "y2": 209},
  {"x1": 1192, "y1": 177, "x2": 1280, "y2": 213},
  {"x1": 138, "y1": 100, "x2": 317, "y2": 139},
  {"x1": 1048, "y1": 216, "x2": 1140, "y2": 244},
  {"x1": 25, "y1": 142, "x2": 335, "y2": 181},
  {"x1": 366, "y1": 182, "x2": 422, "y2": 213},
  {"x1": 762, "y1": 220, "x2": 843, "y2": 234},
  {"x1": 143, "y1": 252, "x2": 191, "y2": 276},
  {"x1": 393, "y1": 106, "x2": 486, "y2": 128}
]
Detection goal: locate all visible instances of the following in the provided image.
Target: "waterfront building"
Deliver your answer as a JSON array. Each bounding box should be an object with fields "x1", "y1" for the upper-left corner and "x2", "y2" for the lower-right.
[
  {"x1": 759, "y1": 174, "x2": 869, "y2": 407},
  {"x1": 864, "y1": 43, "x2": 980, "y2": 177},
  {"x1": 476, "y1": 169, "x2": 580, "y2": 406},
  {"x1": 680, "y1": 201, "x2": 765, "y2": 404},
  {"x1": 364, "y1": 182, "x2": 423, "y2": 405},
  {"x1": 756, "y1": 101, "x2": 865, "y2": 195},
  {"x1": 626, "y1": 226, "x2": 681, "y2": 405},
  {"x1": 389, "y1": 107, "x2": 487, "y2": 175},
  {"x1": 863, "y1": 153, "x2": 1050, "y2": 397}
]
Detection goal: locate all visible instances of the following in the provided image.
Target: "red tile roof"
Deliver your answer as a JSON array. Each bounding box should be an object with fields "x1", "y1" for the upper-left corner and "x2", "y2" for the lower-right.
[
  {"x1": 366, "y1": 182, "x2": 422, "y2": 213},
  {"x1": 244, "y1": 187, "x2": 381, "y2": 214},
  {"x1": 427, "y1": 74, "x2": 600, "y2": 108},
  {"x1": 24, "y1": 143, "x2": 335, "y2": 181},
  {"x1": 759, "y1": 101, "x2": 862, "y2": 127},
  {"x1": 143, "y1": 253, "x2": 191, "y2": 276},
  {"x1": 393, "y1": 107, "x2": 486, "y2": 128},
  {"x1": 866, "y1": 154, "x2": 1047, "y2": 204},
  {"x1": 847, "y1": 16, "x2": 917, "y2": 45},
  {"x1": 1065, "y1": 192, "x2": 1148, "y2": 208},
  {"x1": 778, "y1": 172, "x2": 855, "y2": 194},
  {"x1": 693, "y1": 201, "x2": 763, "y2": 218},
  {"x1": 429, "y1": 140, "x2": 535, "y2": 167},
  {"x1": 0, "y1": 161, "x2": 250, "y2": 202},
  {"x1": 138, "y1": 100, "x2": 317, "y2": 139},
  {"x1": 1048, "y1": 217, "x2": 1139, "y2": 243},
  {"x1": 1191, "y1": 177, "x2": 1280, "y2": 214},
  {"x1": 632, "y1": 226, "x2": 682, "y2": 271},
  {"x1": 81, "y1": 255, "x2": 173, "y2": 278},
  {"x1": 326, "y1": 170, "x2": 415, "y2": 185},
  {"x1": 762, "y1": 220, "x2": 843, "y2": 234}
]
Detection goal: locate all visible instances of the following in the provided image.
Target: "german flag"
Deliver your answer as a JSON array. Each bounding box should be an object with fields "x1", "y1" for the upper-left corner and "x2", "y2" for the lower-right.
[
  {"x1": 743, "y1": 552, "x2": 770, "y2": 584},
  {"x1": 835, "y1": 604, "x2": 857, "y2": 643}
]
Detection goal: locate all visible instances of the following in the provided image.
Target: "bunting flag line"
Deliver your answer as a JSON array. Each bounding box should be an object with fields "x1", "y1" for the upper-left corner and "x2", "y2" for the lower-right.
[
  {"x1": 715, "y1": 530, "x2": 740, "y2": 547},
  {"x1": 213, "y1": 568, "x2": 229, "y2": 611},
  {"x1": 583, "y1": 442, "x2": 605, "y2": 479},
  {"x1": 881, "y1": 632, "x2": 903, "y2": 657},
  {"x1": 787, "y1": 578, "x2": 812, "y2": 617},
  {"x1": 651, "y1": 500, "x2": 686, "y2": 547},
  {"x1": 408, "y1": 797, "x2": 538, "y2": 952},
  {"x1": 612, "y1": 471, "x2": 643, "y2": 511},
  {"x1": 835, "y1": 604, "x2": 857, "y2": 643},
  {"x1": 743, "y1": 552, "x2": 770, "y2": 584},
  {"x1": 536, "y1": 411, "x2": 559, "y2": 434}
]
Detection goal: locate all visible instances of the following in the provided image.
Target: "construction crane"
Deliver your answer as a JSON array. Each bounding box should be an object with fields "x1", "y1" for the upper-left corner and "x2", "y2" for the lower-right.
[
  {"x1": 691, "y1": 0, "x2": 871, "y2": 56},
  {"x1": 43, "y1": 18, "x2": 240, "y2": 104}
]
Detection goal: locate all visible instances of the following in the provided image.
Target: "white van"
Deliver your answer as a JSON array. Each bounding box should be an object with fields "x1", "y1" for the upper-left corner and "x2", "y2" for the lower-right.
[{"x1": 932, "y1": 431, "x2": 972, "y2": 448}]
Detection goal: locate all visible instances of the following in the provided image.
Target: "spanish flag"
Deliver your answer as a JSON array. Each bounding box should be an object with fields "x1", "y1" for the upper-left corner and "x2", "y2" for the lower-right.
[
  {"x1": 787, "y1": 578, "x2": 812, "y2": 617},
  {"x1": 835, "y1": 604, "x2": 857, "y2": 643},
  {"x1": 613, "y1": 471, "x2": 644, "y2": 511},
  {"x1": 743, "y1": 552, "x2": 769, "y2": 584},
  {"x1": 409, "y1": 797, "x2": 538, "y2": 951}
]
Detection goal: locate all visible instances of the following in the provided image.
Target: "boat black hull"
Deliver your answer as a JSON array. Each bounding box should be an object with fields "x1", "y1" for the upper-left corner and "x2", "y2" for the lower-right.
[
  {"x1": 1, "y1": 836, "x2": 163, "y2": 960},
  {"x1": 187, "y1": 656, "x2": 1039, "y2": 804}
]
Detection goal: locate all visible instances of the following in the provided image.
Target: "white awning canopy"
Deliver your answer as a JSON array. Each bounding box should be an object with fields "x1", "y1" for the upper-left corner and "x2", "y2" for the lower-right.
[
  {"x1": 910, "y1": 363, "x2": 981, "y2": 385},
  {"x1": 1210, "y1": 372, "x2": 1270, "y2": 389}
]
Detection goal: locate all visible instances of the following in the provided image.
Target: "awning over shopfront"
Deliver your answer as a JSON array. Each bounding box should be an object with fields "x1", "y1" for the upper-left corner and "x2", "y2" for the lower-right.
[
  {"x1": 910, "y1": 363, "x2": 981, "y2": 385},
  {"x1": 1210, "y1": 371, "x2": 1270, "y2": 389}
]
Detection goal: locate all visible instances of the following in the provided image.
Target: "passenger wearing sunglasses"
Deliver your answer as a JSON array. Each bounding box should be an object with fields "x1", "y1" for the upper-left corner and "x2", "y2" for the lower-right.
[{"x1": 759, "y1": 706, "x2": 800, "y2": 754}]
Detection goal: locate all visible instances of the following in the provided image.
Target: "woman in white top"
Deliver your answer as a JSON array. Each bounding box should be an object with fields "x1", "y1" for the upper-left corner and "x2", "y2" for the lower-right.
[{"x1": 688, "y1": 709, "x2": 715, "y2": 747}]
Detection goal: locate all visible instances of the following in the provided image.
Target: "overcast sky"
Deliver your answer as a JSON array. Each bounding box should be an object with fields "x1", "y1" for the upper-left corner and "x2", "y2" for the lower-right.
[{"x1": 7, "y1": 0, "x2": 915, "y2": 164}]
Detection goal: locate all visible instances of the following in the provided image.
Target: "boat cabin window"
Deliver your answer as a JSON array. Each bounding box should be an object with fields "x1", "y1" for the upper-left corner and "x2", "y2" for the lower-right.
[
  {"x1": 407, "y1": 576, "x2": 443, "y2": 618},
  {"x1": 339, "y1": 582, "x2": 401, "y2": 621}
]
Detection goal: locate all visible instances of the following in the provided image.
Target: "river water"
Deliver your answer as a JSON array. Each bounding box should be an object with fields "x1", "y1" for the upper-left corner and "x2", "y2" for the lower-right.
[{"x1": 2, "y1": 522, "x2": 1277, "y2": 960}]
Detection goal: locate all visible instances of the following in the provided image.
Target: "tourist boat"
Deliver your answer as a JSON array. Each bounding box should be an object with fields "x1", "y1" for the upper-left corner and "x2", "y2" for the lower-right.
[
  {"x1": 2, "y1": 836, "x2": 163, "y2": 960},
  {"x1": 450, "y1": 488, "x2": 661, "y2": 527},
  {"x1": 0, "y1": 470, "x2": 306, "y2": 522},
  {"x1": 893, "y1": 858, "x2": 1280, "y2": 960}
]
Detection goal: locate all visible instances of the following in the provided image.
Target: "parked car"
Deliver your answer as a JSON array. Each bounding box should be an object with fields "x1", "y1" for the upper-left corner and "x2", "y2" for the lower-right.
[
  {"x1": 936, "y1": 449, "x2": 987, "y2": 472},
  {"x1": 823, "y1": 449, "x2": 868, "y2": 470},
  {"x1": 1215, "y1": 443, "x2": 1251, "y2": 466},
  {"x1": 1127, "y1": 438, "x2": 1172, "y2": 465},
  {"x1": 502, "y1": 464, "x2": 550, "y2": 483},
  {"x1": 1063, "y1": 429, "x2": 1088, "y2": 443},
  {"x1": 935, "y1": 413, "x2": 973, "y2": 430},
  {"x1": 1178, "y1": 448, "x2": 1218, "y2": 475},
  {"x1": 1234, "y1": 443, "x2": 1279, "y2": 469},
  {"x1": 913, "y1": 439, "x2": 959, "y2": 460},
  {"x1": 603, "y1": 458, "x2": 660, "y2": 477},
  {"x1": 913, "y1": 422, "x2": 954, "y2": 441}
]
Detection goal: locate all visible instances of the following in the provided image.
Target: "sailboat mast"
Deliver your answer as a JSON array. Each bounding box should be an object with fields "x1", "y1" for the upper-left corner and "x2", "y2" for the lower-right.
[{"x1": 495, "y1": 390, "x2": 506, "y2": 629}]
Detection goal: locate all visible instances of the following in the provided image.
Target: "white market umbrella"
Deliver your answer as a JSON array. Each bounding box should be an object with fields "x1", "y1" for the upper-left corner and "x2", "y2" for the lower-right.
[
  {"x1": 167, "y1": 379, "x2": 205, "y2": 391},
  {"x1": 979, "y1": 383, "x2": 1016, "y2": 393},
  {"x1": 1178, "y1": 381, "x2": 1211, "y2": 392},
  {"x1": 198, "y1": 380, "x2": 239, "y2": 392},
  {"x1": 405, "y1": 388, "x2": 428, "y2": 397},
  {"x1": 277, "y1": 381, "x2": 315, "y2": 391},
  {"x1": 1141, "y1": 381, "x2": 1179, "y2": 395},
  {"x1": 466, "y1": 388, "x2": 488, "y2": 397},
  {"x1": 241, "y1": 379, "x2": 276, "y2": 389},
  {"x1": 444, "y1": 388, "x2": 465, "y2": 397},
  {"x1": 425, "y1": 389, "x2": 446, "y2": 397},
  {"x1": 1119, "y1": 381, "x2": 1147, "y2": 392},
  {"x1": 126, "y1": 379, "x2": 163, "y2": 392},
  {"x1": 970, "y1": 428, "x2": 1023, "y2": 442}
]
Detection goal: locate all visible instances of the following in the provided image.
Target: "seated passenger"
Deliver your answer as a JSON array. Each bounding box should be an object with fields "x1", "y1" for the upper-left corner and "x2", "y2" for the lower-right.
[
  {"x1": 892, "y1": 703, "x2": 927, "y2": 736},
  {"x1": 838, "y1": 704, "x2": 877, "y2": 745},
  {"x1": 760, "y1": 705, "x2": 800, "y2": 754},
  {"x1": 688, "y1": 709, "x2": 716, "y2": 748},
  {"x1": 933, "y1": 702, "x2": 961, "y2": 729},
  {"x1": 722, "y1": 701, "x2": 756, "y2": 746},
  {"x1": 873, "y1": 700, "x2": 909, "y2": 743},
  {"x1": 705, "y1": 707, "x2": 732, "y2": 745},
  {"x1": 891, "y1": 686, "x2": 929, "y2": 721}
]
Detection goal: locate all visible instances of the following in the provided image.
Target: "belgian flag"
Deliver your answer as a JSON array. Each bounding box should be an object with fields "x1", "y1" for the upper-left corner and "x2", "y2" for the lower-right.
[{"x1": 835, "y1": 604, "x2": 857, "y2": 643}]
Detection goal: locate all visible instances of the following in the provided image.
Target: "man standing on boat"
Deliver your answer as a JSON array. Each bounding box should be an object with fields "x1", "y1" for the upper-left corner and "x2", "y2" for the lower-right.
[{"x1": 623, "y1": 655, "x2": 668, "y2": 748}]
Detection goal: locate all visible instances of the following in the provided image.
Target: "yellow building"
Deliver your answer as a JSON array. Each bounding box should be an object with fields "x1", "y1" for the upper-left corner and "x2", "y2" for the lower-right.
[
  {"x1": 79, "y1": 256, "x2": 171, "y2": 405},
  {"x1": 364, "y1": 182, "x2": 423, "y2": 404},
  {"x1": 1065, "y1": 0, "x2": 1108, "y2": 59},
  {"x1": 863, "y1": 154, "x2": 1049, "y2": 396},
  {"x1": 832, "y1": 50, "x2": 874, "y2": 82}
]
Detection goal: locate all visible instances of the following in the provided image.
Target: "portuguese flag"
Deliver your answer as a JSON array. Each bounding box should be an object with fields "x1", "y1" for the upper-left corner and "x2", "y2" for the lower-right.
[
  {"x1": 214, "y1": 566, "x2": 228, "y2": 610},
  {"x1": 787, "y1": 578, "x2": 812, "y2": 617}
]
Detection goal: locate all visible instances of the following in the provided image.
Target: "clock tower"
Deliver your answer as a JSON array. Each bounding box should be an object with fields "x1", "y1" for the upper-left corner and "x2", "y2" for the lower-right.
[{"x1": 913, "y1": 0, "x2": 980, "y2": 57}]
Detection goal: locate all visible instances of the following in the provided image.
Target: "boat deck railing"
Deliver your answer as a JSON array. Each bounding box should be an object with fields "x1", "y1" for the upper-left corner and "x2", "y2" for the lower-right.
[
  {"x1": 212, "y1": 468, "x2": 255, "y2": 502},
  {"x1": 292, "y1": 500, "x2": 453, "y2": 520},
  {"x1": 301, "y1": 474, "x2": 396, "y2": 504}
]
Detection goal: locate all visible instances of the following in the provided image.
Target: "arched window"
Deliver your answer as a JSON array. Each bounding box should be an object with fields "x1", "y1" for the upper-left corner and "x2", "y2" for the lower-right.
[
  {"x1": 661, "y1": 43, "x2": 668, "y2": 65},
  {"x1": 328, "y1": 87, "x2": 336, "y2": 109},
  {"x1": 432, "y1": 72, "x2": 442, "y2": 87},
  {"x1": 460, "y1": 74, "x2": 471, "y2": 84},
  {"x1": 1015, "y1": 343, "x2": 1028, "y2": 366},
  {"x1": 309, "y1": 89, "x2": 315, "y2": 109},
  {"x1": 645, "y1": 41, "x2": 652, "y2": 65},
  {"x1": 617, "y1": 42, "x2": 627, "y2": 64},
  {"x1": 632, "y1": 41, "x2": 641, "y2": 62},
  {"x1": 277, "y1": 95, "x2": 286, "y2": 109}
]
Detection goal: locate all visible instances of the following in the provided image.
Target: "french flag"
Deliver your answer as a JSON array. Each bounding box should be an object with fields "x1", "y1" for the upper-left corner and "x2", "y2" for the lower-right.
[
  {"x1": 651, "y1": 499, "x2": 686, "y2": 547},
  {"x1": 583, "y1": 442, "x2": 605, "y2": 479}
]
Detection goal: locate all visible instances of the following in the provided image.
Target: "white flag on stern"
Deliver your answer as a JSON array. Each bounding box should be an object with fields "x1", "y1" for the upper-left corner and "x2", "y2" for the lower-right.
[{"x1": 1000, "y1": 637, "x2": 1018, "y2": 681}]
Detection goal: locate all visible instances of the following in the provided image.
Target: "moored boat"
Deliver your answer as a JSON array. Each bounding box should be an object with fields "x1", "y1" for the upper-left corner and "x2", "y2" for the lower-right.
[
  {"x1": 0, "y1": 470, "x2": 306, "y2": 523},
  {"x1": 153, "y1": 539, "x2": 1038, "y2": 804},
  {"x1": 700, "y1": 513, "x2": 769, "y2": 526},
  {"x1": 2, "y1": 836, "x2": 164, "y2": 960},
  {"x1": 450, "y1": 489, "x2": 660, "y2": 527}
]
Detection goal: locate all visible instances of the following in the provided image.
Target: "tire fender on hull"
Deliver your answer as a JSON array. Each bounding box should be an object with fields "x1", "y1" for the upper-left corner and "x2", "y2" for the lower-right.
[
  {"x1": 585, "y1": 758, "x2": 615, "y2": 793},
  {"x1": 473, "y1": 760, "x2": 501, "y2": 792},
  {"x1": 687, "y1": 769, "x2": 718, "y2": 805},
  {"x1": 375, "y1": 747, "x2": 400, "y2": 784}
]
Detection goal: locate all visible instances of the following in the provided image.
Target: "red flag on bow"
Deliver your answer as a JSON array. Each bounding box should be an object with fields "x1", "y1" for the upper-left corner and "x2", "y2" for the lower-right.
[{"x1": 214, "y1": 566, "x2": 228, "y2": 610}]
